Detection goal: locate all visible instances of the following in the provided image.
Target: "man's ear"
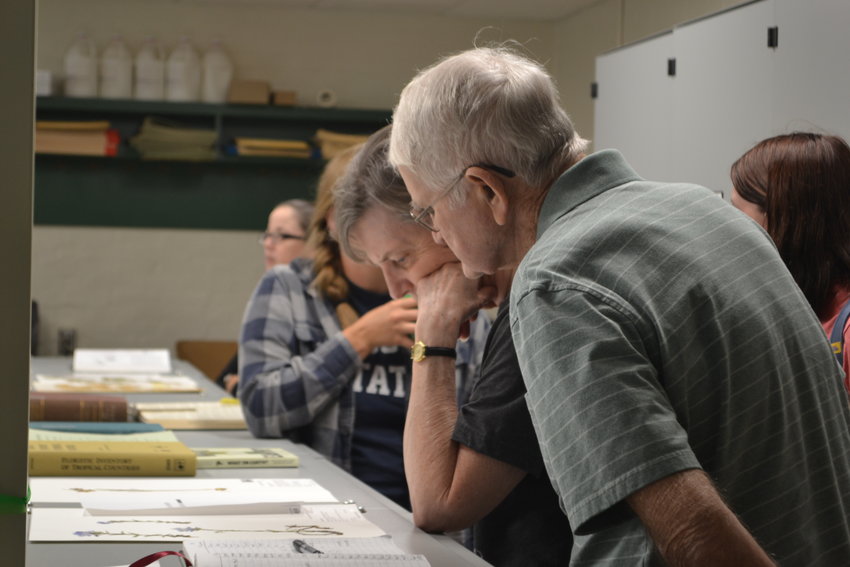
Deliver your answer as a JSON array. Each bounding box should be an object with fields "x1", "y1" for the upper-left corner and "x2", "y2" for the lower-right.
[{"x1": 464, "y1": 166, "x2": 510, "y2": 226}]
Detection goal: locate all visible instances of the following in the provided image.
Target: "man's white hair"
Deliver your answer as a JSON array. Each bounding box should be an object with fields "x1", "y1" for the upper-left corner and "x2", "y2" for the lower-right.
[{"x1": 389, "y1": 46, "x2": 588, "y2": 199}]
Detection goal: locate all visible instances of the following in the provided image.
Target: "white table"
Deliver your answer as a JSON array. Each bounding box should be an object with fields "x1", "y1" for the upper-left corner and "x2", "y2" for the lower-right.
[{"x1": 27, "y1": 357, "x2": 492, "y2": 567}]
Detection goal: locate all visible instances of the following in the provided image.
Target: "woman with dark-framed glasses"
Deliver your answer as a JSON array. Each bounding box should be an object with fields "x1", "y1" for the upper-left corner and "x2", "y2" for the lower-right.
[
  {"x1": 216, "y1": 198, "x2": 314, "y2": 394},
  {"x1": 258, "y1": 198, "x2": 314, "y2": 270}
]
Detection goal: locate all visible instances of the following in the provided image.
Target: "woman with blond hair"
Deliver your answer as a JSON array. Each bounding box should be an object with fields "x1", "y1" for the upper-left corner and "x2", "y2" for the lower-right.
[{"x1": 238, "y1": 146, "x2": 483, "y2": 509}]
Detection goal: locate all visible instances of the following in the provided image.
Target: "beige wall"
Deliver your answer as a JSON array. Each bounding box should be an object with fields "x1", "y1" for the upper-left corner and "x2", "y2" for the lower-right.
[
  {"x1": 33, "y1": 0, "x2": 751, "y2": 356},
  {"x1": 31, "y1": 226, "x2": 263, "y2": 354},
  {"x1": 622, "y1": 0, "x2": 750, "y2": 45},
  {"x1": 33, "y1": 0, "x2": 553, "y2": 355},
  {"x1": 36, "y1": 0, "x2": 552, "y2": 110},
  {"x1": 550, "y1": 0, "x2": 622, "y2": 147}
]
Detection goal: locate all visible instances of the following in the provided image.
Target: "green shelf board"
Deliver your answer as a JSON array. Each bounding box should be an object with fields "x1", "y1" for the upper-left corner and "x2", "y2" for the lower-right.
[
  {"x1": 36, "y1": 96, "x2": 392, "y2": 124},
  {"x1": 34, "y1": 155, "x2": 320, "y2": 231}
]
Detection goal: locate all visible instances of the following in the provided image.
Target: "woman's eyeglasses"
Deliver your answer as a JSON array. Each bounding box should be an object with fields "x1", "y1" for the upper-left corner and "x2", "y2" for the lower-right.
[{"x1": 258, "y1": 232, "x2": 306, "y2": 245}]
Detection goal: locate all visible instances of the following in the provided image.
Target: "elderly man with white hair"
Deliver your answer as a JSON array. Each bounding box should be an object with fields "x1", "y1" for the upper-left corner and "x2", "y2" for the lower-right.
[
  {"x1": 389, "y1": 46, "x2": 850, "y2": 566},
  {"x1": 334, "y1": 125, "x2": 572, "y2": 566}
]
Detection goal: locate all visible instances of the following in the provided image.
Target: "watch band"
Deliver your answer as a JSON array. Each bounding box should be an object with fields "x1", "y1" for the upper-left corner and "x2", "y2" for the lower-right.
[{"x1": 411, "y1": 340, "x2": 457, "y2": 362}]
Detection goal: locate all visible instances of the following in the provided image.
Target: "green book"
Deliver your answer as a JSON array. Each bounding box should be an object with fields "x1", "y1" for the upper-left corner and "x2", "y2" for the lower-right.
[{"x1": 192, "y1": 447, "x2": 299, "y2": 469}]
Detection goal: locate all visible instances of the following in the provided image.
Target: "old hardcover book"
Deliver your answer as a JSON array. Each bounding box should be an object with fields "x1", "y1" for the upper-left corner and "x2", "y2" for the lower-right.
[
  {"x1": 192, "y1": 447, "x2": 299, "y2": 469},
  {"x1": 28, "y1": 439, "x2": 197, "y2": 477},
  {"x1": 30, "y1": 392, "x2": 128, "y2": 422}
]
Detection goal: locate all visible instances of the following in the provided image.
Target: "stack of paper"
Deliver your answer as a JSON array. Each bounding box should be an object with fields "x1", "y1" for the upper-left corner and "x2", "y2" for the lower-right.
[
  {"x1": 33, "y1": 348, "x2": 201, "y2": 394},
  {"x1": 314, "y1": 129, "x2": 371, "y2": 159},
  {"x1": 129, "y1": 117, "x2": 217, "y2": 161},
  {"x1": 35, "y1": 120, "x2": 120, "y2": 157},
  {"x1": 234, "y1": 137, "x2": 313, "y2": 158},
  {"x1": 27, "y1": 477, "x2": 383, "y2": 543},
  {"x1": 73, "y1": 348, "x2": 172, "y2": 373},
  {"x1": 29, "y1": 477, "x2": 429, "y2": 565},
  {"x1": 135, "y1": 400, "x2": 247, "y2": 430},
  {"x1": 184, "y1": 537, "x2": 431, "y2": 565},
  {"x1": 32, "y1": 373, "x2": 201, "y2": 394}
]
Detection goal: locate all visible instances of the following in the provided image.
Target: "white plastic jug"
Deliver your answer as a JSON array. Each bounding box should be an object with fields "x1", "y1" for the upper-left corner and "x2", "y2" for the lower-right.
[
  {"x1": 64, "y1": 33, "x2": 98, "y2": 98},
  {"x1": 201, "y1": 40, "x2": 234, "y2": 104},
  {"x1": 99, "y1": 35, "x2": 133, "y2": 99},
  {"x1": 134, "y1": 36, "x2": 165, "y2": 101},
  {"x1": 166, "y1": 37, "x2": 201, "y2": 102}
]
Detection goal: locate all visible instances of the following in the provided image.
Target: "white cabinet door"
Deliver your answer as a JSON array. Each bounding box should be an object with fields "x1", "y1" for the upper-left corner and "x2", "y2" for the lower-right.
[
  {"x1": 670, "y1": 0, "x2": 776, "y2": 196},
  {"x1": 594, "y1": 31, "x2": 676, "y2": 183},
  {"x1": 773, "y1": 0, "x2": 850, "y2": 140}
]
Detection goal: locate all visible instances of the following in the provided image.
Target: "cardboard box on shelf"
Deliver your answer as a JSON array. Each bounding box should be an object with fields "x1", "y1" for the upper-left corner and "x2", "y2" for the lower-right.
[
  {"x1": 272, "y1": 90, "x2": 297, "y2": 107},
  {"x1": 226, "y1": 80, "x2": 270, "y2": 105}
]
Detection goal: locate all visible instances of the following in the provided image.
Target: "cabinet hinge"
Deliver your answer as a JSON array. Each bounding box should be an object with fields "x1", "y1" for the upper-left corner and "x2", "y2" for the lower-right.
[{"x1": 768, "y1": 26, "x2": 779, "y2": 48}]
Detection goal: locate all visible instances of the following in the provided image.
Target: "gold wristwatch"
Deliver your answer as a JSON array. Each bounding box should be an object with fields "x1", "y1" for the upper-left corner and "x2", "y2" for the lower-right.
[{"x1": 410, "y1": 340, "x2": 457, "y2": 362}]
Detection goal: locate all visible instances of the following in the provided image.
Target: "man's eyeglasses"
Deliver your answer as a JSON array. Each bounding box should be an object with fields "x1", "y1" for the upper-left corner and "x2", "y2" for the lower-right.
[
  {"x1": 258, "y1": 232, "x2": 306, "y2": 245},
  {"x1": 409, "y1": 163, "x2": 516, "y2": 232}
]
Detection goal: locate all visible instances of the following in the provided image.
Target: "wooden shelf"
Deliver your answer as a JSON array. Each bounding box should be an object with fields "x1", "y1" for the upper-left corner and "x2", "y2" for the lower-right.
[{"x1": 34, "y1": 97, "x2": 391, "y2": 230}]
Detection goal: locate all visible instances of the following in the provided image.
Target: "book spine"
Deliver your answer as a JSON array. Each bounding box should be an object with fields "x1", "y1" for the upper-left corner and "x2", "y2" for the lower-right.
[
  {"x1": 29, "y1": 421, "x2": 164, "y2": 434},
  {"x1": 104, "y1": 128, "x2": 121, "y2": 156},
  {"x1": 30, "y1": 395, "x2": 128, "y2": 422},
  {"x1": 28, "y1": 442, "x2": 196, "y2": 476}
]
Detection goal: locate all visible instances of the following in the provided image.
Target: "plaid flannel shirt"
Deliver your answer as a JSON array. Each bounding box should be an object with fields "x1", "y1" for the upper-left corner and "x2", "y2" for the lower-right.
[{"x1": 238, "y1": 258, "x2": 489, "y2": 471}]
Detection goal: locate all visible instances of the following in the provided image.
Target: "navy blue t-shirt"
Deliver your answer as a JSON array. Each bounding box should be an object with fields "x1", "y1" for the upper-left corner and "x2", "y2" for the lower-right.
[{"x1": 346, "y1": 282, "x2": 411, "y2": 510}]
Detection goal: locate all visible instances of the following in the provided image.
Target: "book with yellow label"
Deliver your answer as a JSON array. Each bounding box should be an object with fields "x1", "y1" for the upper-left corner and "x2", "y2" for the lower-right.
[
  {"x1": 28, "y1": 429, "x2": 196, "y2": 476},
  {"x1": 28, "y1": 440, "x2": 196, "y2": 477}
]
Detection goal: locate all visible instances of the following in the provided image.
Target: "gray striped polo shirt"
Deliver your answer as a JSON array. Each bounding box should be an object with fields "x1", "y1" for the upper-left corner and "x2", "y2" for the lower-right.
[{"x1": 510, "y1": 150, "x2": 850, "y2": 566}]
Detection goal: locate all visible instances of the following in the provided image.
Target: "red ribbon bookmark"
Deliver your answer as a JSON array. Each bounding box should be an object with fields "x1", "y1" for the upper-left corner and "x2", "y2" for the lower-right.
[{"x1": 129, "y1": 550, "x2": 193, "y2": 567}]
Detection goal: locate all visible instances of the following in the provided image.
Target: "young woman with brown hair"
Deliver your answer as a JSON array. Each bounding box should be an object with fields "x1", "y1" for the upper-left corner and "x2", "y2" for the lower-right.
[{"x1": 731, "y1": 132, "x2": 850, "y2": 392}]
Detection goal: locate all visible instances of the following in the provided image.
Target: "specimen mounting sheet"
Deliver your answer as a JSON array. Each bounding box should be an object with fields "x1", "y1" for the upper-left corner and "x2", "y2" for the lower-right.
[{"x1": 29, "y1": 504, "x2": 383, "y2": 542}]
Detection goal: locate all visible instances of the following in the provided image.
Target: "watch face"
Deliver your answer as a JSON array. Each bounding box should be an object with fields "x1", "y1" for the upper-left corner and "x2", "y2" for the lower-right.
[{"x1": 411, "y1": 341, "x2": 426, "y2": 362}]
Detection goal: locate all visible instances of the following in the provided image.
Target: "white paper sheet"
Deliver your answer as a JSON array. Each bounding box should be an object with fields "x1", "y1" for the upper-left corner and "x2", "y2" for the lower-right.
[
  {"x1": 73, "y1": 348, "x2": 172, "y2": 373},
  {"x1": 33, "y1": 373, "x2": 200, "y2": 393},
  {"x1": 184, "y1": 536, "x2": 431, "y2": 566},
  {"x1": 29, "y1": 504, "x2": 384, "y2": 542},
  {"x1": 29, "y1": 429, "x2": 181, "y2": 443},
  {"x1": 134, "y1": 400, "x2": 247, "y2": 429},
  {"x1": 29, "y1": 477, "x2": 337, "y2": 507}
]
